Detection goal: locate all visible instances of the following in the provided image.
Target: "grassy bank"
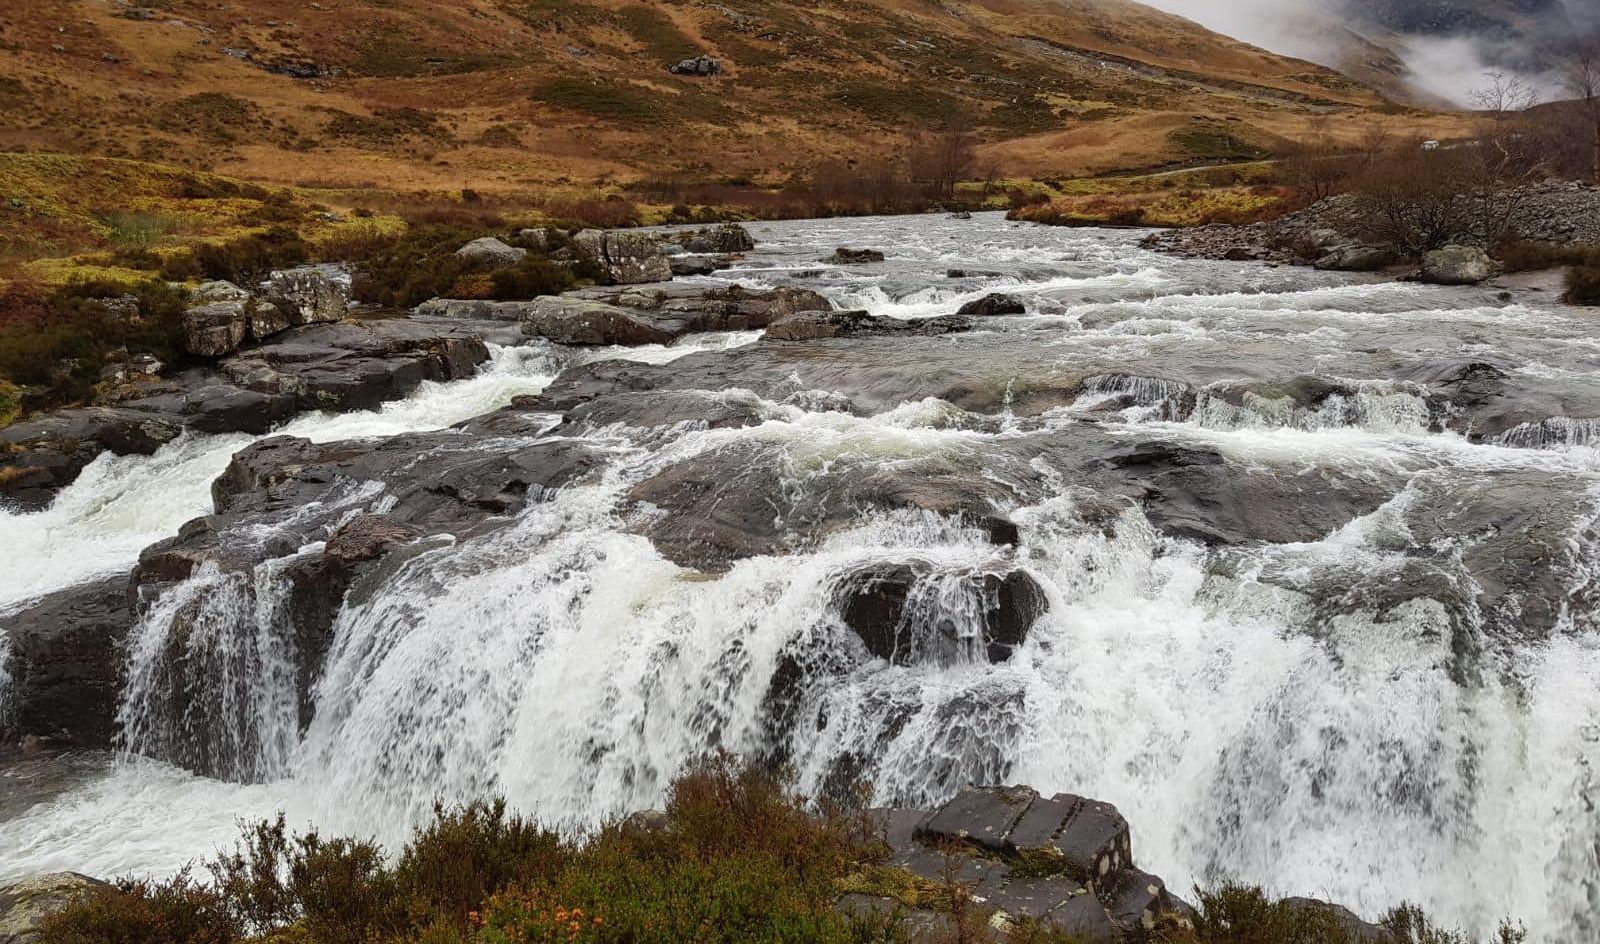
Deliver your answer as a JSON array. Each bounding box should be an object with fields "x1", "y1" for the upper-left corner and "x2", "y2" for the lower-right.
[{"x1": 33, "y1": 759, "x2": 1523, "y2": 944}]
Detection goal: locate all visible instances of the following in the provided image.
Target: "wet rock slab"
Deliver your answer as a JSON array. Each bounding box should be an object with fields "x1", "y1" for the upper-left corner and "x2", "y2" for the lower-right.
[
  {"x1": 1, "y1": 320, "x2": 494, "y2": 509},
  {"x1": 418, "y1": 284, "x2": 831, "y2": 346},
  {"x1": 859, "y1": 786, "x2": 1198, "y2": 942}
]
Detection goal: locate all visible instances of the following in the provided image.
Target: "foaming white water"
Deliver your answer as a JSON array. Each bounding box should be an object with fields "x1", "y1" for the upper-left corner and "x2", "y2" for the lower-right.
[
  {"x1": 575, "y1": 329, "x2": 762, "y2": 366},
  {"x1": 1191, "y1": 383, "x2": 1433, "y2": 435},
  {"x1": 0, "y1": 345, "x2": 557, "y2": 615}
]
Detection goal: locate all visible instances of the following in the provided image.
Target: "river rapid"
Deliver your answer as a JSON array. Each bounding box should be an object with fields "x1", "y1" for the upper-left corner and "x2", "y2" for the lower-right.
[{"x1": 1, "y1": 213, "x2": 1597, "y2": 941}]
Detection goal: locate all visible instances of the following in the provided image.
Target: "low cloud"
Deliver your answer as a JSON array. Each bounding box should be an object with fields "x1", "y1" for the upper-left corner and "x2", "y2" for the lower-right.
[{"x1": 1136, "y1": 0, "x2": 1579, "y2": 106}]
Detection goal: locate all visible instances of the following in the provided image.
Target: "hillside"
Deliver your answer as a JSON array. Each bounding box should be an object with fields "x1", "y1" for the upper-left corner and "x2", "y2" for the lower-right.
[{"x1": 0, "y1": 0, "x2": 1469, "y2": 198}]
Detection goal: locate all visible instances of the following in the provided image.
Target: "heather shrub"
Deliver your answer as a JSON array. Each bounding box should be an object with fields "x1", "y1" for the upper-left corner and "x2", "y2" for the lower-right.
[
  {"x1": 36, "y1": 870, "x2": 238, "y2": 944},
  {"x1": 1565, "y1": 262, "x2": 1600, "y2": 305},
  {"x1": 162, "y1": 226, "x2": 311, "y2": 284},
  {"x1": 0, "y1": 279, "x2": 187, "y2": 408}
]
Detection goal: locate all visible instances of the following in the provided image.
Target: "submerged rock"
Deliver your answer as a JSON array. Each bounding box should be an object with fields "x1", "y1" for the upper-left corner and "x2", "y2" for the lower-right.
[
  {"x1": 830, "y1": 247, "x2": 886, "y2": 265},
  {"x1": 836, "y1": 563, "x2": 1046, "y2": 666},
  {"x1": 765, "y1": 310, "x2": 970, "y2": 340},
  {"x1": 957, "y1": 293, "x2": 1027, "y2": 317}
]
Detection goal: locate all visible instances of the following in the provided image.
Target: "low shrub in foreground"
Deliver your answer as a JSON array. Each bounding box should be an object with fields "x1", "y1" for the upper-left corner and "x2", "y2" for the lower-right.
[
  {"x1": 39, "y1": 758, "x2": 891, "y2": 944},
  {"x1": 37, "y1": 759, "x2": 1527, "y2": 944}
]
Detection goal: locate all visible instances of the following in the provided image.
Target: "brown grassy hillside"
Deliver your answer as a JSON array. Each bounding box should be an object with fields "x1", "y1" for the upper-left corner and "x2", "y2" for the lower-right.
[{"x1": 0, "y1": 0, "x2": 1471, "y2": 196}]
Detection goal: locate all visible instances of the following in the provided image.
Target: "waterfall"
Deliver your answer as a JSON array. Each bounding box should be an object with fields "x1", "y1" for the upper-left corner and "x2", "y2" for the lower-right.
[
  {"x1": 1496, "y1": 417, "x2": 1600, "y2": 450},
  {"x1": 117, "y1": 559, "x2": 305, "y2": 782}
]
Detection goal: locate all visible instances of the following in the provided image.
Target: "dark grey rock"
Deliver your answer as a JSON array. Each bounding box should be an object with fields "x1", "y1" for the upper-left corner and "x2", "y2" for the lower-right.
[
  {"x1": 765, "y1": 310, "x2": 970, "y2": 341},
  {"x1": 830, "y1": 247, "x2": 886, "y2": 265},
  {"x1": 957, "y1": 293, "x2": 1027, "y2": 317},
  {"x1": 0, "y1": 577, "x2": 131, "y2": 748}
]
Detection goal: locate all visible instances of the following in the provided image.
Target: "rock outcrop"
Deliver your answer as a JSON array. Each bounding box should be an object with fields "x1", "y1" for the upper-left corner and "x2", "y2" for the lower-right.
[
  {"x1": 1, "y1": 321, "x2": 492, "y2": 509},
  {"x1": 181, "y1": 267, "x2": 351, "y2": 358},
  {"x1": 765, "y1": 310, "x2": 970, "y2": 341},
  {"x1": 851, "y1": 787, "x2": 1194, "y2": 942},
  {"x1": 574, "y1": 230, "x2": 674, "y2": 284},
  {"x1": 0, "y1": 873, "x2": 107, "y2": 944},
  {"x1": 419, "y1": 285, "x2": 832, "y2": 345},
  {"x1": 669, "y1": 55, "x2": 722, "y2": 76},
  {"x1": 0, "y1": 577, "x2": 131, "y2": 747},
  {"x1": 0, "y1": 409, "x2": 185, "y2": 510}
]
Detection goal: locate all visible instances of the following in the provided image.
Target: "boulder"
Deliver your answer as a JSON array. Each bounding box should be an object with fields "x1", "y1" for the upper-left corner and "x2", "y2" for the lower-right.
[
  {"x1": 191, "y1": 280, "x2": 251, "y2": 304},
  {"x1": 0, "y1": 576, "x2": 131, "y2": 747},
  {"x1": 0, "y1": 873, "x2": 107, "y2": 944},
  {"x1": 458, "y1": 285, "x2": 832, "y2": 345},
  {"x1": 765, "y1": 310, "x2": 969, "y2": 341},
  {"x1": 949, "y1": 211, "x2": 974, "y2": 220},
  {"x1": 574, "y1": 230, "x2": 673, "y2": 284},
  {"x1": 260, "y1": 266, "x2": 349, "y2": 333},
  {"x1": 830, "y1": 247, "x2": 886, "y2": 265},
  {"x1": 677, "y1": 224, "x2": 755, "y2": 254},
  {"x1": 957, "y1": 293, "x2": 1027, "y2": 317},
  {"x1": 1420, "y1": 245, "x2": 1495, "y2": 285},
  {"x1": 456, "y1": 237, "x2": 528, "y2": 271},
  {"x1": 669, "y1": 55, "x2": 722, "y2": 76},
  {"x1": 183, "y1": 300, "x2": 250, "y2": 357},
  {"x1": 669, "y1": 256, "x2": 729, "y2": 277},
  {"x1": 1313, "y1": 244, "x2": 1398, "y2": 272},
  {"x1": 517, "y1": 227, "x2": 560, "y2": 250}
]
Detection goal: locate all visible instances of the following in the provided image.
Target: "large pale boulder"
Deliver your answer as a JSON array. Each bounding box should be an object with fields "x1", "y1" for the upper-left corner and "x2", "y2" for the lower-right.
[
  {"x1": 1421, "y1": 245, "x2": 1494, "y2": 285},
  {"x1": 183, "y1": 301, "x2": 250, "y2": 357},
  {"x1": 261, "y1": 266, "x2": 348, "y2": 333},
  {"x1": 456, "y1": 237, "x2": 528, "y2": 270}
]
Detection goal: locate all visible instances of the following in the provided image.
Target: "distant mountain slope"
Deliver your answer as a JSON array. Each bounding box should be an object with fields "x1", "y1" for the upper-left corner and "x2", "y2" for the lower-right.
[{"x1": 0, "y1": 0, "x2": 1464, "y2": 192}]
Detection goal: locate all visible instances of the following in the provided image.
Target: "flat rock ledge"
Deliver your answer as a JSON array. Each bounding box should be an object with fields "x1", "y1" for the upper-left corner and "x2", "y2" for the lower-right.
[
  {"x1": 0, "y1": 320, "x2": 492, "y2": 510},
  {"x1": 418, "y1": 284, "x2": 832, "y2": 346},
  {"x1": 843, "y1": 786, "x2": 1383, "y2": 943}
]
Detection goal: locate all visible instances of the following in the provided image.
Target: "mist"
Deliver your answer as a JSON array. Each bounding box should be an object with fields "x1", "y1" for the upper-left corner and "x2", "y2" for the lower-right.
[{"x1": 1136, "y1": 0, "x2": 1575, "y2": 107}]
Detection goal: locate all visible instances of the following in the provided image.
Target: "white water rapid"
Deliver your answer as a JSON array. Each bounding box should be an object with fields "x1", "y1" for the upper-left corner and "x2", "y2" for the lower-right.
[{"x1": 2, "y1": 214, "x2": 1597, "y2": 942}]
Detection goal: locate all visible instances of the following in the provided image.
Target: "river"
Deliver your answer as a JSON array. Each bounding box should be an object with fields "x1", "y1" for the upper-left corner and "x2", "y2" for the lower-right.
[{"x1": 1, "y1": 213, "x2": 1596, "y2": 941}]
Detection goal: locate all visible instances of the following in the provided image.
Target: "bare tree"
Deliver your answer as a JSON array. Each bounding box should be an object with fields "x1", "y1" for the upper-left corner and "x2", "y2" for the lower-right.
[
  {"x1": 1568, "y1": 40, "x2": 1600, "y2": 182},
  {"x1": 1470, "y1": 70, "x2": 1540, "y2": 116},
  {"x1": 907, "y1": 114, "x2": 978, "y2": 201}
]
